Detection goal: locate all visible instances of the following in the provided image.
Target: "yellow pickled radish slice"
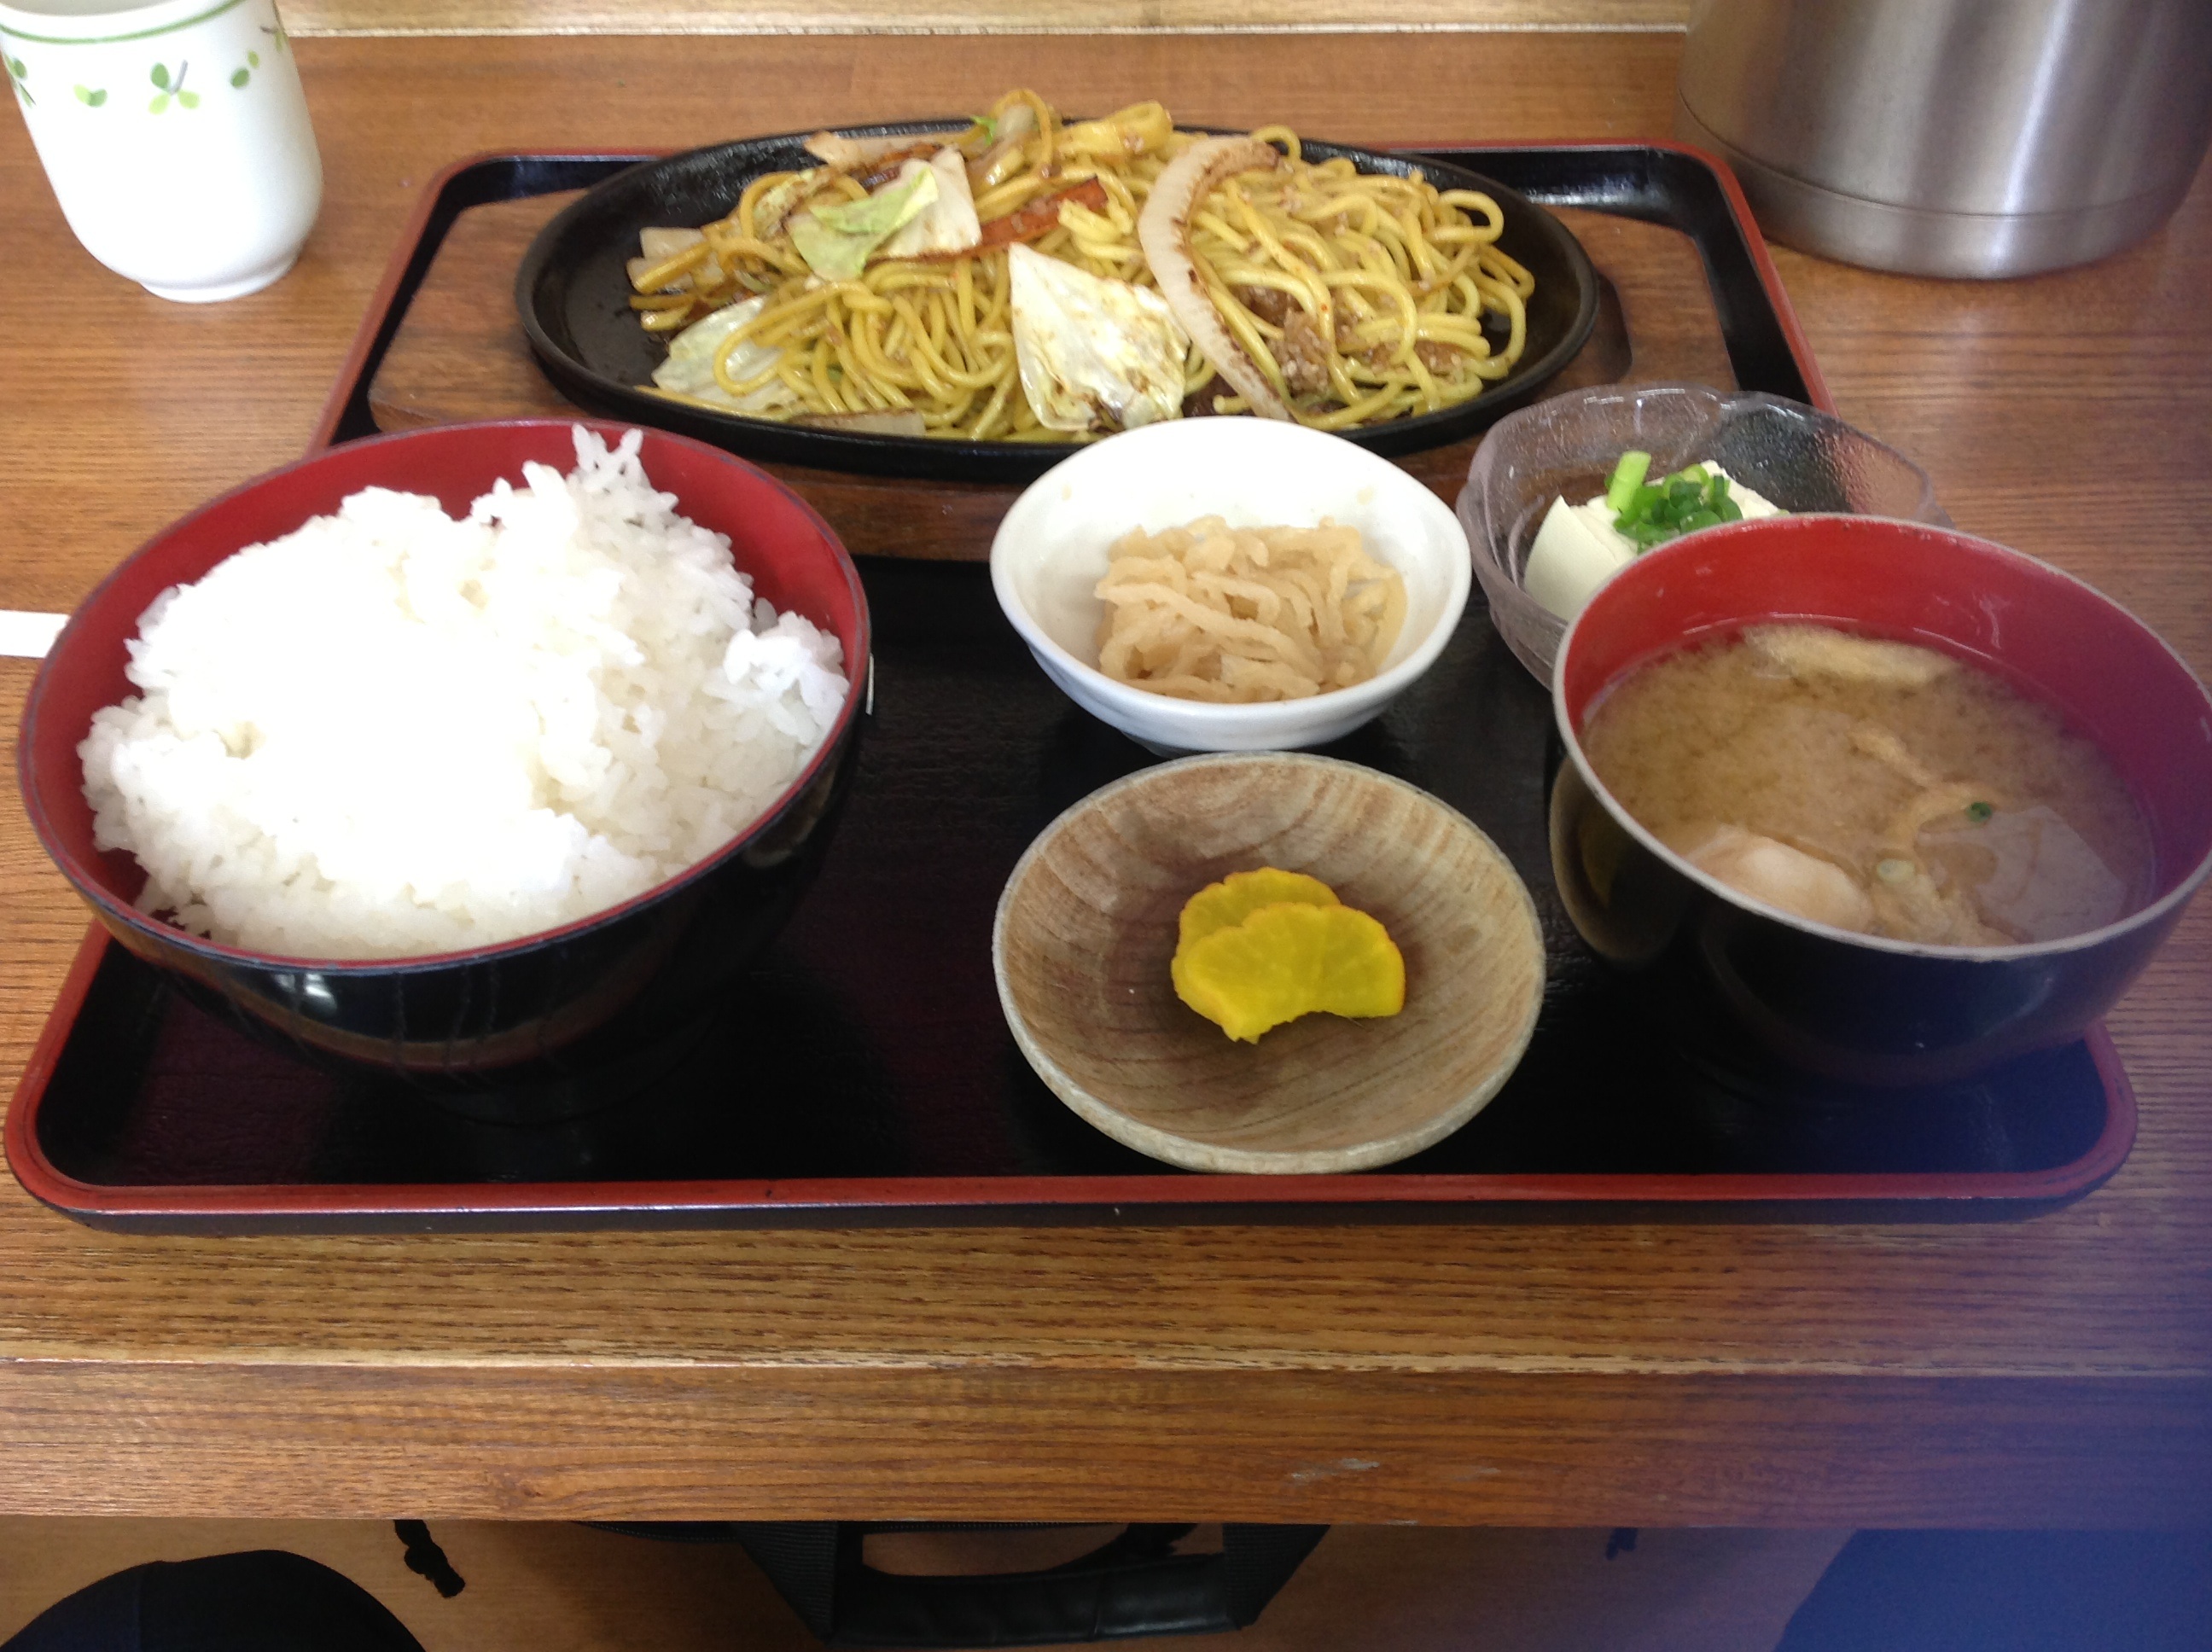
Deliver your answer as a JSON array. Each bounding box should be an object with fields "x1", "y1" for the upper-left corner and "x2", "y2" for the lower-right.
[
  {"x1": 1309, "y1": 903, "x2": 1408, "y2": 1021},
  {"x1": 1177, "y1": 867, "x2": 1339, "y2": 948},
  {"x1": 1173, "y1": 899, "x2": 1406, "y2": 1044}
]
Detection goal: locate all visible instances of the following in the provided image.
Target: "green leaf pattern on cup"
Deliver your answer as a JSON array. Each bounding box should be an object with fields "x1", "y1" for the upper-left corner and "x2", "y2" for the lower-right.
[
  {"x1": 148, "y1": 60, "x2": 199, "y2": 113},
  {"x1": 5, "y1": 4, "x2": 280, "y2": 115}
]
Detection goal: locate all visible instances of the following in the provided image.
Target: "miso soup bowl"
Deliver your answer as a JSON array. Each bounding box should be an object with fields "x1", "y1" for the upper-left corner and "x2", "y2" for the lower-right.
[
  {"x1": 20, "y1": 419, "x2": 870, "y2": 1114},
  {"x1": 1551, "y1": 514, "x2": 2212, "y2": 1086}
]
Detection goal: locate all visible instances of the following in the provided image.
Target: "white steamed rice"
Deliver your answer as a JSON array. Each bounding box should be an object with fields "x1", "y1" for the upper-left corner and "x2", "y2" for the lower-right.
[{"x1": 80, "y1": 426, "x2": 849, "y2": 960}]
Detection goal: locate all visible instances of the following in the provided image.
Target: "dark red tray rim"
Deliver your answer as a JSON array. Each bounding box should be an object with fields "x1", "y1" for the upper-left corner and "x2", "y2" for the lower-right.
[
  {"x1": 5, "y1": 928, "x2": 2142, "y2": 1220},
  {"x1": 7, "y1": 140, "x2": 2133, "y2": 1228}
]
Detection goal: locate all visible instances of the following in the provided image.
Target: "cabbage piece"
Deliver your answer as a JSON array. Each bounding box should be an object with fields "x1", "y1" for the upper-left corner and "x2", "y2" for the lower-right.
[
  {"x1": 789, "y1": 165, "x2": 939, "y2": 281},
  {"x1": 650, "y1": 297, "x2": 798, "y2": 415},
  {"x1": 880, "y1": 148, "x2": 983, "y2": 259},
  {"x1": 1008, "y1": 242, "x2": 1187, "y2": 433}
]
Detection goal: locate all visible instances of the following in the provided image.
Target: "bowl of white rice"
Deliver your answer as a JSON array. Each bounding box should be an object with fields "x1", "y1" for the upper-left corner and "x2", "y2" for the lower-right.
[{"x1": 21, "y1": 420, "x2": 870, "y2": 1098}]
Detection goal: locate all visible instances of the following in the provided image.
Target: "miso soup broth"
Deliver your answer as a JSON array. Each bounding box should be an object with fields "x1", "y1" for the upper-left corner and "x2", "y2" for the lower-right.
[{"x1": 1580, "y1": 624, "x2": 2155, "y2": 946}]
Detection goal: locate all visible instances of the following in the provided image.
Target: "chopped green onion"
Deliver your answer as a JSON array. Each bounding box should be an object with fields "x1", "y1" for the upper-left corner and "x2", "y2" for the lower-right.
[
  {"x1": 1876, "y1": 858, "x2": 1916, "y2": 884},
  {"x1": 1604, "y1": 450, "x2": 1652, "y2": 514},
  {"x1": 1615, "y1": 490, "x2": 1666, "y2": 534},
  {"x1": 1965, "y1": 801, "x2": 1994, "y2": 824},
  {"x1": 1604, "y1": 452, "x2": 1755, "y2": 551}
]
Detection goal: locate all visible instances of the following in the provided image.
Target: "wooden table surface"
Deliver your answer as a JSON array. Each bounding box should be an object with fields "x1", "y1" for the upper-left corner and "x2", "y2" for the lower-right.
[{"x1": 3, "y1": 32, "x2": 2208, "y2": 1527}]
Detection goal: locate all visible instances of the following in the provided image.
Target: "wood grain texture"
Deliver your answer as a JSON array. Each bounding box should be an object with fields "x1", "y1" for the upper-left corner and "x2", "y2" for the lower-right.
[
  {"x1": 368, "y1": 196, "x2": 1725, "y2": 558},
  {"x1": 280, "y1": 2, "x2": 1693, "y2": 38},
  {"x1": 996, "y1": 757, "x2": 1545, "y2": 1172},
  {"x1": 0, "y1": 1362, "x2": 2205, "y2": 1526},
  {"x1": 2, "y1": 32, "x2": 2209, "y2": 1527}
]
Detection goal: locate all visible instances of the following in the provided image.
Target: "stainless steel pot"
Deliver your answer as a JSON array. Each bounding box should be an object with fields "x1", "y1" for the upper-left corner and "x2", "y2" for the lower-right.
[{"x1": 1675, "y1": 0, "x2": 2212, "y2": 277}]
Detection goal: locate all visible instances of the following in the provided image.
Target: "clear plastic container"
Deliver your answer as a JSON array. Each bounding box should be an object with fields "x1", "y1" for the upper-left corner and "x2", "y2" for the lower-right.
[{"x1": 1456, "y1": 383, "x2": 1947, "y2": 682}]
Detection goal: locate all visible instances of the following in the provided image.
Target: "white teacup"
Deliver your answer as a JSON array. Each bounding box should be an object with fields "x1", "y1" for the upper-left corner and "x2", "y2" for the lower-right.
[{"x1": 2, "y1": 0, "x2": 321, "y2": 301}]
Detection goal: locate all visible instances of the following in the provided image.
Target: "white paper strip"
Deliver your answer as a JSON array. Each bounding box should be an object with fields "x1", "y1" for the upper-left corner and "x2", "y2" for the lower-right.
[{"x1": 0, "y1": 612, "x2": 69, "y2": 659}]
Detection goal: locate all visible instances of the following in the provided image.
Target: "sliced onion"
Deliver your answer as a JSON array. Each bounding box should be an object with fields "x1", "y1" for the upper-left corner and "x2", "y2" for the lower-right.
[
  {"x1": 805, "y1": 128, "x2": 963, "y2": 168},
  {"x1": 1136, "y1": 135, "x2": 1291, "y2": 421},
  {"x1": 967, "y1": 102, "x2": 1038, "y2": 190},
  {"x1": 793, "y1": 409, "x2": 928, "y2": 436}
]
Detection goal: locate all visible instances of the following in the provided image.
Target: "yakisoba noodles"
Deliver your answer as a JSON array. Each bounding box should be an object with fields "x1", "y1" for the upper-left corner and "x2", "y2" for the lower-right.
[
  {"x1": 1094, "y1": 517, "x2": 1407, "y2": 701},
  {"x1": 628, "y1": 91, "x2": 1536, "y2": 441}
]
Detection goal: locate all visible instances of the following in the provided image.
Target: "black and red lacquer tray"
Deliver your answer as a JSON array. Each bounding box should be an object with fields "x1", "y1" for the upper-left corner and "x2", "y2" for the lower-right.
[{"x1": 4, "y1": 144, "x2": 2136, "y2": 1230}]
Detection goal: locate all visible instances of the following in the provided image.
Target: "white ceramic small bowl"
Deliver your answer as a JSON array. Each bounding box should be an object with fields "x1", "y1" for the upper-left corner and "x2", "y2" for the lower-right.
[{"x1": 990, "y1": 420, "x2": 1473, "y2": 753}]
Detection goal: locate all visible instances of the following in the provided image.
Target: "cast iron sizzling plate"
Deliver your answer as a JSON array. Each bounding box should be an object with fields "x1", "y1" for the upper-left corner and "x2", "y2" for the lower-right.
[{"x1": 515, "y1": 125, "x2": 1602, "y2": 484}]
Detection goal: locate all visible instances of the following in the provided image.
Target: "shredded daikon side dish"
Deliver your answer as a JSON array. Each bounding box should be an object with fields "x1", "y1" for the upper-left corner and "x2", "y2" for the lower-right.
[{"x1": 1093, "y1": 515, "x2": 1406, "y2": 701}]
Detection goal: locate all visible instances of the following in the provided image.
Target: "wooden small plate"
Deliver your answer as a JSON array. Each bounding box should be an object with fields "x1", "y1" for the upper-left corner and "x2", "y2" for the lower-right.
[{"x1": 993, "y1": 753, "x2": 1546, "y2": 1173}]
